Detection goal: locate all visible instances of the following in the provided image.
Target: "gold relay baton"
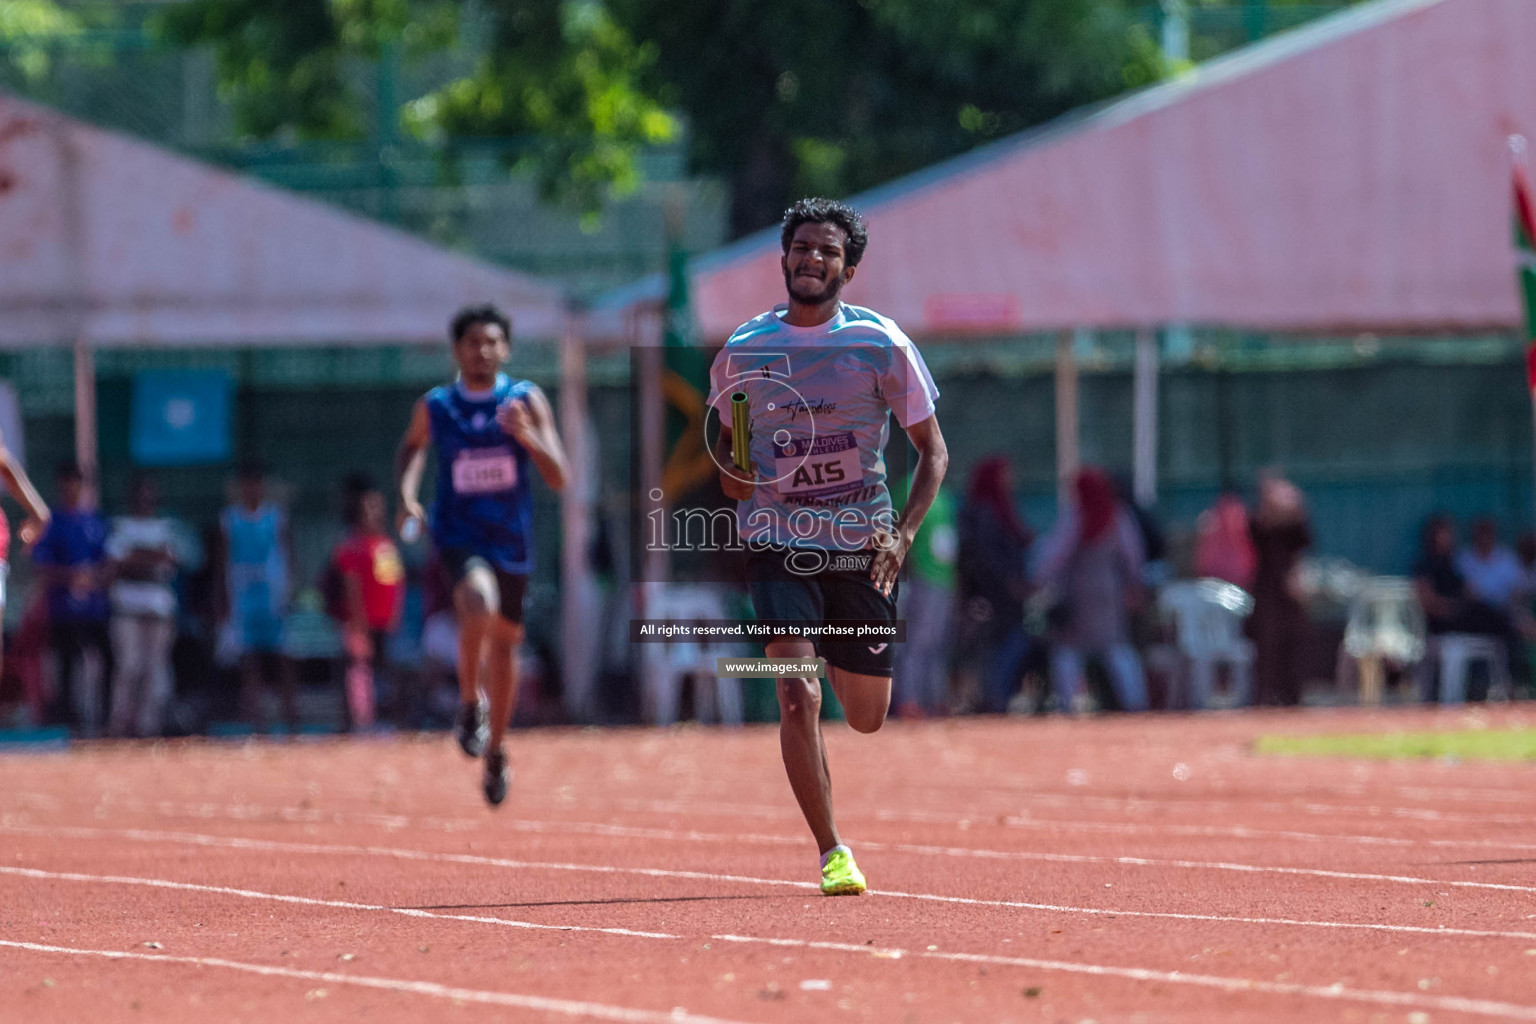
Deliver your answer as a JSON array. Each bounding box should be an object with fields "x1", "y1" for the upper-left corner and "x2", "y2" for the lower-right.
[{"x1": 730, "y1": 391, "x2": 752, "y2": 473}]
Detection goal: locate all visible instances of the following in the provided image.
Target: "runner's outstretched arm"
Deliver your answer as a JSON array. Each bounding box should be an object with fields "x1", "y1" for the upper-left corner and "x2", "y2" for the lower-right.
[
  {"x1": 498, "y1": 385, "x2": 568, "y2": 492},
  {"x1": 395, "y1": 399, "x2": 431, "y2": 531},
  {"x1": 871, "y1": 414, "x2": 948, "y2": 597},
  {"x1": 0, "y1": 438, "x2": 49, "y2": 545}
]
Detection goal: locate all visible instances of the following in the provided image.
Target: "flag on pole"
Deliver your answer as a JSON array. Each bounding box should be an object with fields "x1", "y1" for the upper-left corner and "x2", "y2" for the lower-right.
[
  {"x1": 1510, "y1": 136, "x2": 1536, "y2": 388},
  {"x1": 660, "y1": 241, "x2": 717, "y2": 497}
]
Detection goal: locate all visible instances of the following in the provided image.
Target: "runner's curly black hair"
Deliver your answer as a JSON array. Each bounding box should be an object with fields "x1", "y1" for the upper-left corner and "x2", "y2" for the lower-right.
[
  {"x1": 780, "y1": 197, "x2": 869, "y2": 268},
  {"x1": 449, "y1": 304, "x2": 512, "y2": 344}
]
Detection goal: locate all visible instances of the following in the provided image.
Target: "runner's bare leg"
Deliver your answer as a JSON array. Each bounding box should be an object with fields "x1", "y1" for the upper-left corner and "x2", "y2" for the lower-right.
[
  {"x1": 770, "y1": 638, "x2": 840, "y2": 854},
  {"x1": 485, "y1": 617, "x2": 524, "y2": 755},
  {"x1": 453, "y1": 572, "x2": 495, "y2": 705}
]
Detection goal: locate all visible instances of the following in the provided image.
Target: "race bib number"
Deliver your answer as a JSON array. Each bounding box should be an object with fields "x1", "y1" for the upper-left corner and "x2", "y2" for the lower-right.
[
  {"x1": 775, "y1": 433, "x2": 862, "y2": 497},
  {"x1": 453, "y1": 446, "x2": 518, "y2": 494}
]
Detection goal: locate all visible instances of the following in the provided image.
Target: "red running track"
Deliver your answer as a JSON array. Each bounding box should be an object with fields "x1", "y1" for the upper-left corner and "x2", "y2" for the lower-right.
[{"x1": 3, "y1": 705, "x2": 1536, "y2": 1023}]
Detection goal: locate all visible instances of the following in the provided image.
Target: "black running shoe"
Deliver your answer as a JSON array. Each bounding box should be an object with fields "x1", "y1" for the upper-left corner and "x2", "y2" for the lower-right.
[
  {"x1": 455, "y1": 699, "x2": 489, "y2": 758},
  {"x1": 482, "y1": 749, "x2": 511, "y2": 806}
]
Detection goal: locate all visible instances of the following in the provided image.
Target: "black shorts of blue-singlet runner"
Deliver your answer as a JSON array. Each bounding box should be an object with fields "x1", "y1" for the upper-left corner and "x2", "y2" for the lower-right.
[
  {"x1": 747, "y1": 546, "x2": 897, "y2": 677},
  {"x1": 438, "y1": 548, "x2": 528, "y2": 626}
]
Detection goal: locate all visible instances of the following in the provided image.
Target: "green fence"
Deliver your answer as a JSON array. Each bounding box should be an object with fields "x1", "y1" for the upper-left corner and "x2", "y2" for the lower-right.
[{"x1": 3, "y1": 332, "x2": 1529, "y2": 624}]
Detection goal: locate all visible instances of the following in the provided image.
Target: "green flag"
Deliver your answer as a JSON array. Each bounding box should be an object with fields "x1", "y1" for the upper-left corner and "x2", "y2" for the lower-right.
[{"x1": 661, "y1": 243, "x2": 715, "y2": 498}]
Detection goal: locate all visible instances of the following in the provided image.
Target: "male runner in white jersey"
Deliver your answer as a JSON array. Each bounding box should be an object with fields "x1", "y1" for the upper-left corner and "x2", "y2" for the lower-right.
[{"x1": 709, "y1": 197, "x2": 948, "y2": 894}]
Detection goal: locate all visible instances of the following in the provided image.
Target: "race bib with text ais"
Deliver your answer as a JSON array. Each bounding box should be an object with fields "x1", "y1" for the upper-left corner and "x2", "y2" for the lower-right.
[
  {"x1": 452, "y1": 446, "x2": 518, "y2": 494},
  {"x1": 775, "y1": 433, "x2": 862, "y2": 499}
]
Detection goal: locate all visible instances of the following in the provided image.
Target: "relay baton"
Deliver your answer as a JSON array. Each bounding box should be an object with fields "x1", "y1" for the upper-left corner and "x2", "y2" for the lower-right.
[{"x1": 730, "y1": 391, "x2": 752, "y2": 473}]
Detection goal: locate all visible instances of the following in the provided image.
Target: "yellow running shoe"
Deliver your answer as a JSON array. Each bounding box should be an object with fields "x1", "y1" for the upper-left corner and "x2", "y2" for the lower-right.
[{"x1": 820, "y1": 847, "x2": 867, "y2": 896}]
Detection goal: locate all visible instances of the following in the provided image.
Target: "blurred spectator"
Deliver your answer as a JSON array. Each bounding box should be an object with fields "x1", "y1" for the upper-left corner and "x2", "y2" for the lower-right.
[
  {"x1": 325, "y1": 474, "x2": 405, "y2": 730},
  {"x1": 217, "y1": 462, "x2": 298, "y2": 732},
  {"x1": 1247, "y1": 474, "x2": 1312, "y2": 706},
  {"x1": 891, "y1": 471, "x2": 957, "y2": 717},
  {"x1": 956, "y1": 457, "x2": 1032, "y2": 713},
  {"x1": 1457, "y1": 518, "x2": 1525, "y2": 612},
  {"x1": 0, "y1": 425, "x2": 50, "y2": 708},
  {"x1": 1517, "y1": 531, "x2": 1536, "y2": 595},
  {"x1": 1416, "y1": 515, "x2": 1525, "y2": 696},
  {"x1": 1411, "y1": 515, "x2": 1506, "y2": 636},
  {"x1": 1114, "y1": 472, "x2": 1168, "y2": 588},
  {"x1": 105, "y1": 474, "x2": 182, "y2": 738},
  {"x1": 1412, "y1": 515, "x2": 1460, "y2": 634},
  {"x1": 33, "y1": 461, "x2": 110, "y2": 735},
  {"x1": 1194, "y1": 490, "x2": 1257, "y2": 590},
  {"x1": 1031, "y1": 466, "x2": 1148, "y2": 713}
]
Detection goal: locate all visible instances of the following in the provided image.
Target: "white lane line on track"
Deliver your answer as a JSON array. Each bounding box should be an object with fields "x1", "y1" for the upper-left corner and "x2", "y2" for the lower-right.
[
  {"x1": 609, "y1": 795, "x2": 1536, "y2": 847},
  {"x1": 12, "y1": 816, "x2": 1536, "y2": 896},
  {"x1": 486, "y1": 814, "x2": 1536, "y2": 861},
  {"x1": 709, "y1": 935, "x2": 1536, "y2": 1022},
  {"x1": 8, "y1": 828, "x2": 1536, "y2": 944},
  {"x1": 55, "y1": 793, "x2": 1536, "y2": 856},
  {"x1": 0, "y1": 864, "x2": 678, "y2": 940},
  {"x1": 17, "y1": 780, "x2": 1536, "y2": 839},
  {"x1": 4, "y1": 871, "x2": 1535, "y2": 1023},
  {"x1": 0, "y1": 939, "x2": 748, "y2": 1024},
  {"x1": 615, "y1": 791, "x2": 1536, "y2": 827}
]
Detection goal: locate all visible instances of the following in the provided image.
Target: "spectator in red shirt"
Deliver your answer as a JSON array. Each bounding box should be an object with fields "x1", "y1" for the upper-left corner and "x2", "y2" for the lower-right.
[{"x1": 327, "y1": 475, "x2": 404, "y2": 730}]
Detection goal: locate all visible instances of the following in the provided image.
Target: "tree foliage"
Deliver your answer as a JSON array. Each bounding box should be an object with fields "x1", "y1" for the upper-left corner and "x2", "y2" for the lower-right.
[
  {"x1": 612, "y1": 0, "x2": 1164, "y2": 232},
  {"x1": 0, "y1": 0, "x2": 83, "y2": 79},
  {"x1": 156, "y1": 0, "x2": 674, "y2": 218},
  {"x1": 11, "y1": 0, "x2": 1193, "y2": 232}
]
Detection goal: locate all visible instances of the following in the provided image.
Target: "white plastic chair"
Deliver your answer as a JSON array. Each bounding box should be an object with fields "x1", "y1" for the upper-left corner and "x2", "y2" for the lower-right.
[
  {"x1": 641, "y1": 584, "x2": 745, "y2": 727},
  {"x1": 1336, "y1": 577, "x2": 1425, "y2": 705},
  {"x1": 1157, "y1": 579, "x2": 1255, "y2": 709}
]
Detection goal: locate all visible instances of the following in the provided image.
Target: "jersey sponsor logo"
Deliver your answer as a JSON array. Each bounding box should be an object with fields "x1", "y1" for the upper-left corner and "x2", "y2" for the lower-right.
[
  {"x1": 785, "y1": 485, "x2": 884, "y2": 509},
  {"x1": 784, "y1": 398, "x2": 837, "y2": 421},
  {"x1": 867, "y1": 643, "x2": 888, "y2": 654},
  {"x1": 372, "y1": 545, "x2": 404, "y2": 586},
  {"x1": 775, "y1": 432, "x2": 861, "y2": 499},
  {"x1": 452, "y1": 446, "x2": 518, "y2": 494}
]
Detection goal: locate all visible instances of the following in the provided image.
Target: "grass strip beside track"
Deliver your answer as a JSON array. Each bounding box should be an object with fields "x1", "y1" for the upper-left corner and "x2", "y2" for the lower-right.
[{"x1": 1255, "y1": 728, "x2": 1536, "y2": 762}]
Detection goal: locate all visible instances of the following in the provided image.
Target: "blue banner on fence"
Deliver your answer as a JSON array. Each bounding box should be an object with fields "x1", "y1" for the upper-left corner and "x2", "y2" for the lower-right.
[{"x1": 131, "y1": 370, "x2": 232, "y2": 466}]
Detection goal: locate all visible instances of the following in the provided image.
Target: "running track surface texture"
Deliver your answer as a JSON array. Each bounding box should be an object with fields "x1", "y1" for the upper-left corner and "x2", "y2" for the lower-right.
[{"x1": 4, "y1": 707, "x2": 1536, "y2": 1024}]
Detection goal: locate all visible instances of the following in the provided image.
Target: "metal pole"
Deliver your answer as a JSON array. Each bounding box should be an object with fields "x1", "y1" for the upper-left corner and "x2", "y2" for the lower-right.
[
  {"x1": 559, "y1": 314, "x2": 596, "y2": 722},
  {"x1": 637, "y1": 308, "x2": 667, "y2": 585},
  {"x1": 1133, "y1": 327, "x2": 1160, "y2": 507},
  {"x1": 1055, "y1": 329, "x2": 1079, "y2": 508},
  {"x1": 73, "y1": 337, "x2": 97, "y2": 504},
  {"x1": 634, "y1": 308, "x2": 667, "y2": 723},
  {"x1": 1161, "y1": 0, "x2": 1189, "y2": 63}
]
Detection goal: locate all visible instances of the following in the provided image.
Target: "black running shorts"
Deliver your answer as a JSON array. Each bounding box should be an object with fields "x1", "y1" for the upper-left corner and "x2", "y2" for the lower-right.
[
  {"x1": 439, "y1": 548, "x2": 528, "y2": 626},
  {"x1": 746, "y1": 546, "x2": 897, "y2": 677}
]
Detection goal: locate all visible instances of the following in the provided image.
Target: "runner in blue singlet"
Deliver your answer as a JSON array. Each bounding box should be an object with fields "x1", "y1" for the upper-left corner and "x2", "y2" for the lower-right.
[
  {"x1": 219, "y1": 462, "x2": 298, "y2": 733},
  {"x1": 395, "y1": 305, "x2": 568, "y2": 805}
]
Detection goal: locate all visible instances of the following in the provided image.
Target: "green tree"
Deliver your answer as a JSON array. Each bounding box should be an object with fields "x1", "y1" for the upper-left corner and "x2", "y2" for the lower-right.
[
  {"x1": 10, "y1": 1, "x2": 1361, "y2": 235},
  {"x1": 156, "y1": 0, "x2": 675, "y2": 219},
  {"x1": 152, "y1": 0, "x2": 1165, "y2": 233},
  {"x1": 611, "y1": 0, "x2": 1165, "y2": 233},
  {"x1": 0, "y1": 0, "x2": 83, "y2": 79}
]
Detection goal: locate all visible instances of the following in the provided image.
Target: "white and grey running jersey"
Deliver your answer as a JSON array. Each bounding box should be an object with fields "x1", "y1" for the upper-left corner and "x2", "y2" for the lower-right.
[{"x1": 707, "y1": 302, "x2": 939, "y2": 550}]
